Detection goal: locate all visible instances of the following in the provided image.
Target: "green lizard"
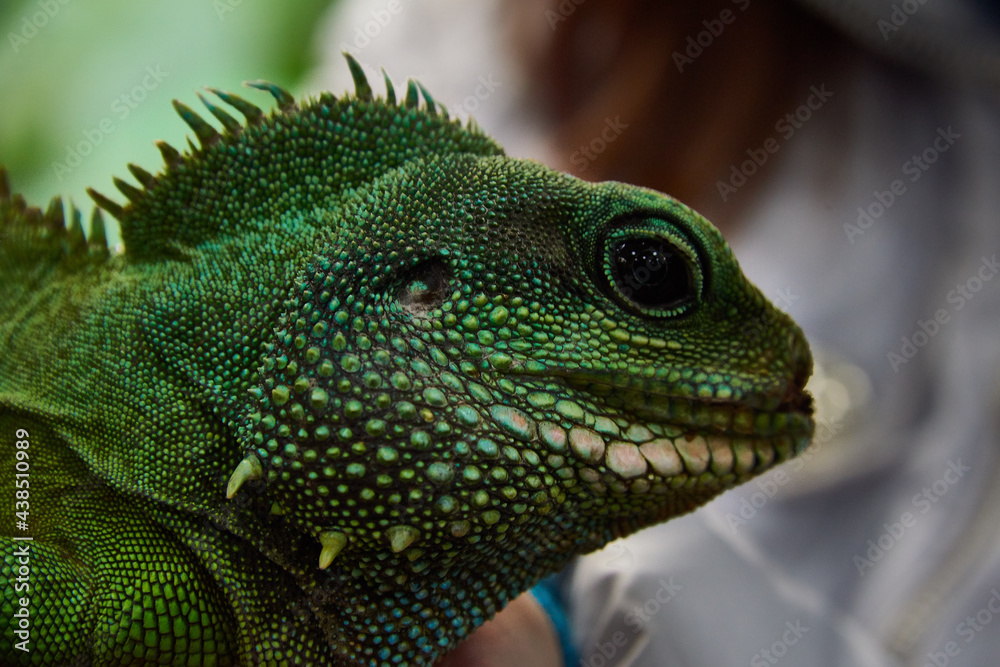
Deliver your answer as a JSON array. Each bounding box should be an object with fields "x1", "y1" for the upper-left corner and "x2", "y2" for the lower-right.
[{"x1": 0, "y1": 55, "x2": 814, "y2": 666}]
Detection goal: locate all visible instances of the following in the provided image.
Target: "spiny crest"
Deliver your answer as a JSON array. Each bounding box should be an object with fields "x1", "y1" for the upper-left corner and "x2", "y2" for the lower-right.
[
  {"x1": 0, "y1": 166, "x2": 110, "y2": 267},
  {"x1": 87, "y1": 53, "x2": 503, "y2": 263},
  {"x1": 0, "y1": 167, "x2": 111, "y2": 309}
]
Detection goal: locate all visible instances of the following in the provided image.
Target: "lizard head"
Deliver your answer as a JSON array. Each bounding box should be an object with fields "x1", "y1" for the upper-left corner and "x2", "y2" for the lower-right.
[
  {"x1": 235, "y1": 152, "x2": 813, "y2": 653},
  {"x1": 112, "y1": 57, "x2": 816, "y2": 664},
  {"x1": 71, "y1": 52, "x2": 812, "y2": 665}
]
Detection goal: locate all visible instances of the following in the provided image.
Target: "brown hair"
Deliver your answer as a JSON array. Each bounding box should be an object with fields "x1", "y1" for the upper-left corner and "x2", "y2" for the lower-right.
[{"x1": 507, "y1": 0, "x2": 847, "y2": 232}]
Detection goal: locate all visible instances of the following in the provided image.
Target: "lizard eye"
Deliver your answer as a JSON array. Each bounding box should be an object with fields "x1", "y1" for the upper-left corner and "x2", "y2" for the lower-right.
[{"x1": 601, "y1": 223, "x2": 701, "y2": 318}]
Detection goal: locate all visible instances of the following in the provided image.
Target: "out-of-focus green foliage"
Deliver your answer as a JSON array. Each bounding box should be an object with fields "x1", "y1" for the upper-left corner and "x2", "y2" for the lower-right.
[{"x1": 0, "y1": 0, "x2": 334, "y2": 244}]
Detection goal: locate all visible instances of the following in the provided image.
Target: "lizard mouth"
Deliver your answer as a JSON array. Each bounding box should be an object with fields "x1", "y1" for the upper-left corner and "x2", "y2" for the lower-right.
[{"x1": 532, "y1": 371, "x2": 814, "y2": 487}]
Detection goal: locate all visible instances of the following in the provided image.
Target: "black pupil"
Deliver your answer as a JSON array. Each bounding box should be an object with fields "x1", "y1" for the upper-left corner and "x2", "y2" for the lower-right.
[{"x1": 612, "y1": 238, "x2": 693, "y2": 311}]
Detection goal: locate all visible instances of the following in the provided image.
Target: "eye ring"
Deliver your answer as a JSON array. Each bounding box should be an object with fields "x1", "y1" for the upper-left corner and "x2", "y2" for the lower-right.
[{"x1": 600, "y1": 222, "x2": 702, "y2": 319}]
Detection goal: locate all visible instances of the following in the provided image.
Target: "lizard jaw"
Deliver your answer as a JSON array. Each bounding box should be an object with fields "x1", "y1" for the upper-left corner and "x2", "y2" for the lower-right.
[
  {"x1": 539, "y1": 397, "x2": 813, "y2": 492},
  {"x1": 518, "y1": 369, "x2": 814, "y2": 488}
]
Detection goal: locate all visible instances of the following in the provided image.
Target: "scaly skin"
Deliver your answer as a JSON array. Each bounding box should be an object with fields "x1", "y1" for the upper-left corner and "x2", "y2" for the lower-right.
[{"x1": 0, "y1": 56, "x2": 813, "y2": 666}]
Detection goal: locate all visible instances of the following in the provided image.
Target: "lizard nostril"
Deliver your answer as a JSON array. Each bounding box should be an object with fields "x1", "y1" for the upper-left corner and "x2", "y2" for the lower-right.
[
  {"x1": 774, "y1": 330, "x2": 814, "y2": 414},
  {"x1": 782, "y1": 381, "x2": 814, "y2": 415},
  {"x1": 788, "y1": 330, "x2": 813, "y2": 391}
]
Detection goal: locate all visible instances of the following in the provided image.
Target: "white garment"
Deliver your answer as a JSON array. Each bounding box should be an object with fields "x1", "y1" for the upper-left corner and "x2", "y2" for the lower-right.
[{"x1": 571, "y1": 59, "x2": 1000, "y2": 667}]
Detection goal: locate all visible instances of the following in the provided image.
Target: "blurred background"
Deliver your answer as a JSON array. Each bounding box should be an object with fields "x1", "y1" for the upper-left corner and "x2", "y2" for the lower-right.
[
  {"x1": 3, "y1": 2, "x2": 998, "y2": 666},
  {"x1": 0, "y1": 0, "x2": 851, "y2": 241},
  {"x1": 0, "y1": 0, "x2": 330, "y2": 245}
]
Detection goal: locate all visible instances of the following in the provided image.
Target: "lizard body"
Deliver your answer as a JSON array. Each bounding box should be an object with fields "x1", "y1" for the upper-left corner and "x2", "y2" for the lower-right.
[{"x1": 0, "y1": 56, "x2": 813, "y2": 666}]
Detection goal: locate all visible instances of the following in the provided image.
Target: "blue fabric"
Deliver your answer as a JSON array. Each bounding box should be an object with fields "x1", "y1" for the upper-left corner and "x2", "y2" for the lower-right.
[{"x1": 531, "y1": 574, "x2": 580, "y2": 667}]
